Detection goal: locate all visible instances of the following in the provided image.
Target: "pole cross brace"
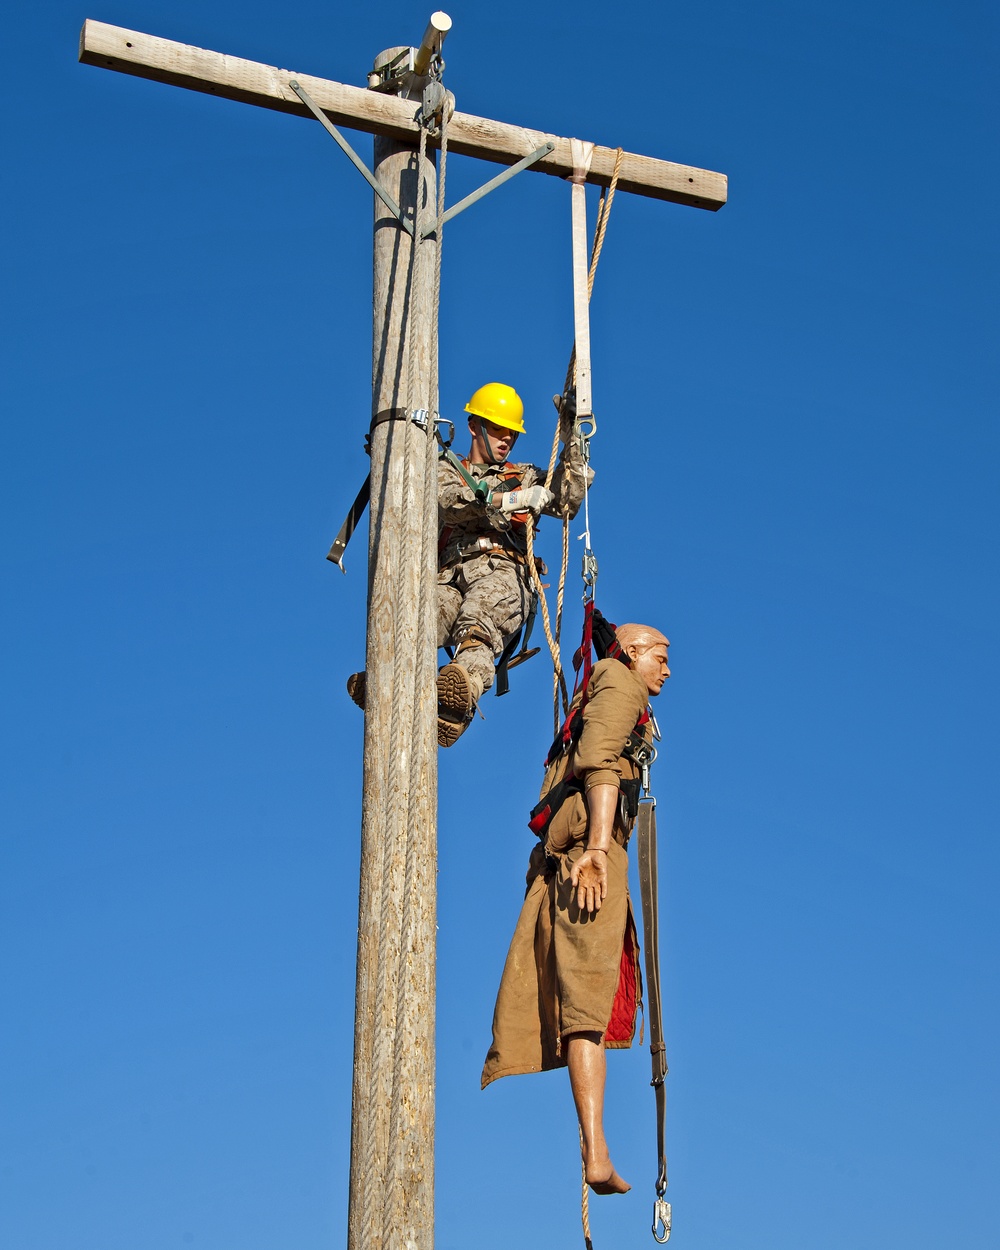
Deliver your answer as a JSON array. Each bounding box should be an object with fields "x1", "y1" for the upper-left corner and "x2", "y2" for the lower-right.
[
  {"x1": 420, "y1": 141, "x2": 555, "y2": 238},
  {"x1": 290, "y1": 80, "x2": 414, "y2": 236}
]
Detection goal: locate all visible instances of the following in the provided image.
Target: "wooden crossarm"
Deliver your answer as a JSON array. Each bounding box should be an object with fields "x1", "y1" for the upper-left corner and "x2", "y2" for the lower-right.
[{"x1": 79, "y1": 19, "x2": 727, "y2": 210}]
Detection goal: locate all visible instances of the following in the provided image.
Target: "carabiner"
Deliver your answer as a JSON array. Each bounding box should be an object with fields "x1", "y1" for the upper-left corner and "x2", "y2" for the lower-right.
[
  {"x1": 581, "y1": 546, "x2": 599, "y2": 600},
  {"x1": 652, "y1": 1197, "x2": 672, "y2": 1243}
]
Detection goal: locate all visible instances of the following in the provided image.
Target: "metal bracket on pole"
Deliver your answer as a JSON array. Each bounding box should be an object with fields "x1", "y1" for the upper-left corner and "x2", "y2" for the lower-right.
[
  {"x1": 290, "y1": 80, "x2": 414, "y2": 236},
  {"x1": 420, "y1": 142, "x2": 555, "y2": 238}
]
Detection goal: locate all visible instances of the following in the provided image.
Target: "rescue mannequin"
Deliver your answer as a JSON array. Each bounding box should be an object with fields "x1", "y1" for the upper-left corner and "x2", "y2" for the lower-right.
[
  {"x1": 481, "y1": 622, "x2": 671, "y2": 1195},
  {"x1": 349, "y1": 382, "x2": 590, "y2": 746}
]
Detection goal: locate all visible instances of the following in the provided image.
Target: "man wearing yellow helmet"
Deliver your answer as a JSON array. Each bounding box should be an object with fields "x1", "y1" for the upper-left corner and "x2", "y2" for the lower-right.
[{"x1": 434, "y1": 382, "x2": 590, "y2": 745}]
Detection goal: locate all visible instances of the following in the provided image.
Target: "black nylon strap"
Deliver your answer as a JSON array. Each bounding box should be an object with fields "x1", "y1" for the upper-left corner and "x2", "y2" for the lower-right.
[
  {"x1": 326, "y1": 475, "x2": 371, "y2": 571},
  {"x1": 370, "y1": 406, "x2": 410, "y2": 428}
]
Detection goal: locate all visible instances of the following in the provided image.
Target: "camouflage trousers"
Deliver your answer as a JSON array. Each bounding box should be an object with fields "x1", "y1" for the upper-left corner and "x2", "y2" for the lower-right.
[{"x1": 438, "y1": 552, "x2": 533, "y2": 694}]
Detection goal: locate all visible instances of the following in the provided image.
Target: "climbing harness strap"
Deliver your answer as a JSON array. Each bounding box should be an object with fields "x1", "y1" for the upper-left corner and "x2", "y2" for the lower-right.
[
  {"x1": 545, "y1": 603, "x2": 628, "y2": 765},
  {"x1": 436, "y1": 448, "x2": 532, "y2": 535},
  {"x1": 636, "y1": 787, "x2": 671, "y2": 1243},
  {"x1": 326, "y1": 474, "x2": 371, "y2": 572},
  {"x1": 438, "y1": 443, "x2": 492, "y2": 503},
  {"x1": 529, "y1": 606, "x2": 650, "y2": 839},
  {"x1": 326, "y1": 409, "x2": 437, "y2": 571},
  {"x1": 527, "y1": 773, "x2": 584, "y2": 838},
  {"x1": 569, "y1": 139, "x2": 595, "y2": 422},
  {"x1": 527, "y1": 146, "x2": 625, "y2": 736}
]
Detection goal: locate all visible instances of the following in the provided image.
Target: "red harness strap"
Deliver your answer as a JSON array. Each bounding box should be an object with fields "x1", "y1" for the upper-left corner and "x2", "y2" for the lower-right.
[{"x1": 548, "y1": 603, "x2": 628, "y2": 765}]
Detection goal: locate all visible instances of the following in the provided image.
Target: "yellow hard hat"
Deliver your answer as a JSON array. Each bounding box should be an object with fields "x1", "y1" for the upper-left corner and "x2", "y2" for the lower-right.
[{"x1": 464, "y1": 382, "x2": 526, "y2": 435}]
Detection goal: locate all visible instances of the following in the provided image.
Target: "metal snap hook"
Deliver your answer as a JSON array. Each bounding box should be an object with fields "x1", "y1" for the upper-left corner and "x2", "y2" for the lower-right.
[
  {"x1": 581, "y1": 546, "x2": 598, "y2": 597},
  {"x1": 652, "y1": 1197, "x2": 672, "y2": 1243}
]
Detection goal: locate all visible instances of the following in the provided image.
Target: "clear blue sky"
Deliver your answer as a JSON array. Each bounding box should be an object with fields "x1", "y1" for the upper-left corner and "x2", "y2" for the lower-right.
[{"x1": 3, "y1": 2, "x2": 998, "y2": 1247}]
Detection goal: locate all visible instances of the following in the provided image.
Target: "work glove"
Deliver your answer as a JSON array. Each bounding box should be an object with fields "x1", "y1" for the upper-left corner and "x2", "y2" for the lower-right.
[
  {"x1": 553, "y1": 391, "x2": 577, "y2": 420},
  {"x1": 495, "y1": 484, "x2": 554, "y2": 514}
]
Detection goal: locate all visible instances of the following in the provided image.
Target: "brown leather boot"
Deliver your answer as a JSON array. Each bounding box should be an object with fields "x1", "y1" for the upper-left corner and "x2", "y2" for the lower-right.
[
  {"x1": 346, "y1": 671, "x2": 366, "y2": 710},
  {"x1": 436, "y1": 663, "x2": 479, "y2": 747}
]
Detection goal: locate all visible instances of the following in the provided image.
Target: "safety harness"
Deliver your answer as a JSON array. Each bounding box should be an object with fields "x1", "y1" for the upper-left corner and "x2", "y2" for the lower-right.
[
  {"x1": 327, "y1": 430, "x2": 541, "y2": 695},
  {"x1": 437, "y1": 449, "x2": 533, "y2": 551},
  {"x1": 437, "y1": 445, "x2": 541, "y2": 695}
]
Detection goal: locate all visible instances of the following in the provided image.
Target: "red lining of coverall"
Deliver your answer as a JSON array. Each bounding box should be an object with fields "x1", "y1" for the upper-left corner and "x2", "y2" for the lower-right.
[{"x1": 605, "y1": 918, "x2": 638, "y2": 1044}]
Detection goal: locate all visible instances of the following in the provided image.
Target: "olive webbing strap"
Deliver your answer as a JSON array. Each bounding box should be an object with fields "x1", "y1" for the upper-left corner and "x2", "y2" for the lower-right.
[
  {"x1": 636, "y1": 796, "x2": 672, "y2": 1243},
  {"x1": 438, "y1": 442, "x2": 491, "y2": 502}
]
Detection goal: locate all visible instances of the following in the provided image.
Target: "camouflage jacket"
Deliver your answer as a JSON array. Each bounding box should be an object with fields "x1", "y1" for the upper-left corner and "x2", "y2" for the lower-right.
[{"x1": 438, "y1": 426, "x2": 591, "y2": 563}]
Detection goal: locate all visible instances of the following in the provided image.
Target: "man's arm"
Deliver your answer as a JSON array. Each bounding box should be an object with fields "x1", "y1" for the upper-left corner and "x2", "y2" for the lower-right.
[
  {"x1": 568, "y1": 660, "x2": 648, "y2": 913},
  {"x1": 438, "y1": 458, "x2": 552, "y2": 531},
  {"x1": 545, "y1": 404, "x2": 594, "y2": 520},
  {"x1": 570, "y1": 782, "x2": 618, "y2": 914}
]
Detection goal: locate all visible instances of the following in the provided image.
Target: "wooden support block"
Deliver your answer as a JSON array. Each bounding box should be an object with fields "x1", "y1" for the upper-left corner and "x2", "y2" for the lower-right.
[{"x1": 79, "y1": 20, "x2": 728, "y2": 210}]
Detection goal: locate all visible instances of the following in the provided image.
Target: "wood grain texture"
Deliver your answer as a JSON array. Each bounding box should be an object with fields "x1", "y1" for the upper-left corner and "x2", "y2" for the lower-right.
[
  {"x1": 348, "y1": 77, "x2": 438, "y2": 1250},
  {"x1": 79, "y1": 19, "x2": 727, "y2": 210}
]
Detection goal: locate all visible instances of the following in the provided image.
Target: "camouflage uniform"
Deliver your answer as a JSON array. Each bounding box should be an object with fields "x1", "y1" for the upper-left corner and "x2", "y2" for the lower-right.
[{"x1": 437, "y1": 428, "x2": 590, "y2": 696}]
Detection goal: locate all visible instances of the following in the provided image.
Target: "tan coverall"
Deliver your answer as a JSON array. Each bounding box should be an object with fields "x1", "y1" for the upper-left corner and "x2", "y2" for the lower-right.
[
  {"x1": 437, "y1": 432, "x2": 589, "y2": 693},
  {"x1": 482, "y1": 657, "x2": 651, "y2": 1086}
]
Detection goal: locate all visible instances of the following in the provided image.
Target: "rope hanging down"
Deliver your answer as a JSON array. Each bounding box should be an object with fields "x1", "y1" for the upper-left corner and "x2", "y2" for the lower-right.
[{"x1": 525, "y1": 145, "x2": 626, "y2": 735}]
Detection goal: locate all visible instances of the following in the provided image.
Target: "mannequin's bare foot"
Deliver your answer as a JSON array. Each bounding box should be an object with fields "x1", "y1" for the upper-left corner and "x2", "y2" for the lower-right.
[{"x1": 586, "y1": 1161, "x2": 631, "y2": 1196}]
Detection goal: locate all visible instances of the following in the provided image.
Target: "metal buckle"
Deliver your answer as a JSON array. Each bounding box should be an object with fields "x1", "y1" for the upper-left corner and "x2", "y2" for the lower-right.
[
  {"x1": 628, "y1": 738, "x2": 657, "y2": 795},
  {"x1": 576, "y1": 413, "x2": 597, "y2": 446},
  {"x1": 581, "y1": 546, "x2": 598, "y2": 600},
  {"x1": 366, "y1": 48, "x2": 414, "y2": 92}
]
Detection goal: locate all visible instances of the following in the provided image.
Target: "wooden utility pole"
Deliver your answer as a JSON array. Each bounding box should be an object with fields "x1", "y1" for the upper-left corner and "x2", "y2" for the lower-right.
[
  {"x1": 349, "y1": 38, "x2": 441, "y2": 1249},
  {"x1": 79, "y1": 16, "x2": 726, "y2": 1249}
]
